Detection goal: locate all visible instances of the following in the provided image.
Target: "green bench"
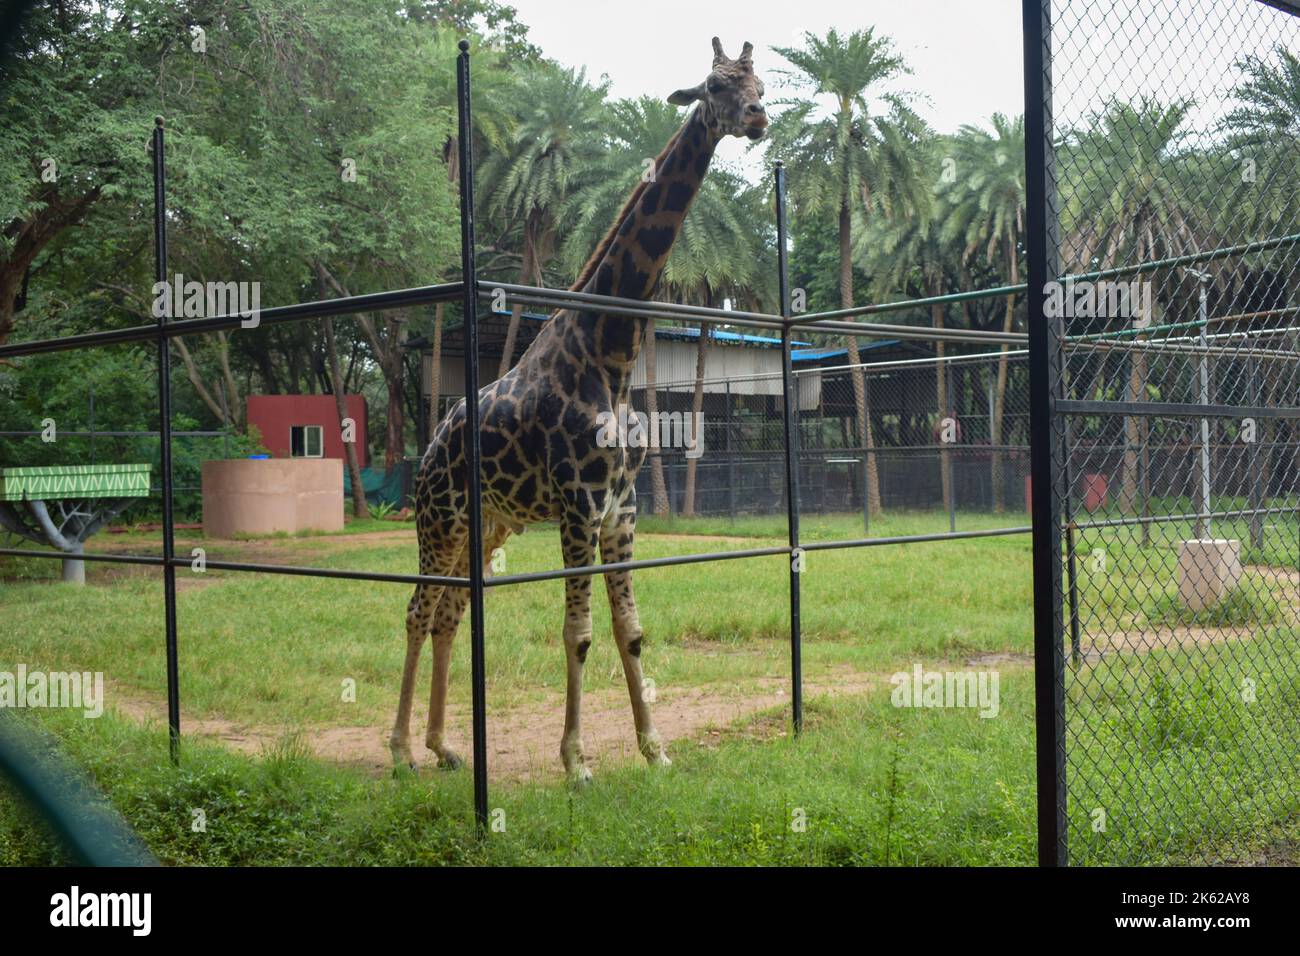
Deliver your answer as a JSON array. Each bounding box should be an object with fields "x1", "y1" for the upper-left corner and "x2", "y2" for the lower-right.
[{"x1": 0, "y1": 464, "x2": 151, "y2": 583}]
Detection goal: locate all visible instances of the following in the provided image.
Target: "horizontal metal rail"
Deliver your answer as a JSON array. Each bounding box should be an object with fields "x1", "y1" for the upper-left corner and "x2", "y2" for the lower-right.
[
  {"x1": 1067, "y1": 305, "x2": 1300, "y2": 342},
  {"x1": 1069, "y1": 504, "x2": 1297, "y2": 533},
  {"x1": 1068, "y1": 232, "x2": 1300, "y2": 284},
  {"x1": 1058, "y1": 399, "x2": 1300, "y2": 420},
  {"x1": 788, "y1": 316, "x2": 1026, "y2": 344},
  {"x1": 800, "y1": 525, "x2": 1032, "y2": 552},
  {"x1": 484, "y1": 544, "x2": 793, "y2": 586},
  {"x1": 0, "y1": 430, "x2": 227, "y2": 438},
  {"x1": 0, "y1": 546, "x2": 469, "y2": 587},
  {"x1": 0, "y1": 547, "x2": 165, "y2": 568},
  {"x1": 793, "y1": 283, "x2": 1027, "y2": 325},
  {"x1": 484, "y1": 280, "x2": 783, "y2": 326},
  {"x1": 1073, "y1": 338, "x2": 1300, "y2": 362},
  {"x1": 0, "y1": 282, "x2": 465, "y2": 360},
  {"x1": 494, "y1": 281, "x2": 1027, "y2": 342},
  {"x1": 496, "y1": 292, "x2": 787, "y2": 333},
  {"x1": 782, "y1": 232, "x2": 1300, "y2": 330},
  {"x1": 3, "y1": 233, "x2": 1293, "y2": 363}
]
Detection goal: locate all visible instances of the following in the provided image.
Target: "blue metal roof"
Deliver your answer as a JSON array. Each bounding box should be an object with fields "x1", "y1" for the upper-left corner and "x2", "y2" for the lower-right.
[
  {"x1": 791, "y1": 339, "x2": 908, "y2": 362},
  {"x1": 490, "y1": 308, "x2": 809, "y2": 348}
]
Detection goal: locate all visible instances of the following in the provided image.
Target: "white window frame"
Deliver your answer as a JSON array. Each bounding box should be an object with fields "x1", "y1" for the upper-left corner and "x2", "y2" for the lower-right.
[{"x1": 290, "y1": 424, "x2": 325, "y2": 458}]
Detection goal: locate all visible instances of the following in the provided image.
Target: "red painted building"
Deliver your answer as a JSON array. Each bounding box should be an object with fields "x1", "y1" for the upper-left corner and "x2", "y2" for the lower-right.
[{"x1": 245, "y1": 394, "x2": 369, "y2": 468}]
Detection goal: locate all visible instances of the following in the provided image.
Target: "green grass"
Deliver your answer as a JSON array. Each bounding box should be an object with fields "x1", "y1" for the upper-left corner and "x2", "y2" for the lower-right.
[
  {"x1": 1, "y1": 687, "x2": 1041, "y2": 866},
  {"x1": 1, "y1": 509, "x2": 1296, "y2": 866},
  {"x1": 1143, "y1": 585, "x2": 1282, "y2": 629}
]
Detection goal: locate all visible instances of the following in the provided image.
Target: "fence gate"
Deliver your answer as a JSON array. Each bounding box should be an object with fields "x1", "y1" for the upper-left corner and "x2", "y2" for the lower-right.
[{"x1": 1028, "y1": 0, "x2": 1300, "y2": 864}]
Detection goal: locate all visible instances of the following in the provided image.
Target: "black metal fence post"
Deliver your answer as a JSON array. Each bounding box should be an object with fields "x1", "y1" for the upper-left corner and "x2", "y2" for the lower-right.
[
  {"x1": 456, "y1": 39, "x2": 489, "y2": 829},
  {"x1": 150, "y1": 117, "x2": 182, "y2": 765},
  {"x1": 775, "y1": 162, "x2": 802, "y2": 734},
  {"x1": 1023, "y1": 0, "x2": 1067, "y2": 867}
]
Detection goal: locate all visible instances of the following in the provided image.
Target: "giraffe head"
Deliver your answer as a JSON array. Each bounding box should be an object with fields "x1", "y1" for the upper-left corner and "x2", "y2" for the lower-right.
[{"x1": 668, "y1": 37, "x2": 767, "y2": 141}]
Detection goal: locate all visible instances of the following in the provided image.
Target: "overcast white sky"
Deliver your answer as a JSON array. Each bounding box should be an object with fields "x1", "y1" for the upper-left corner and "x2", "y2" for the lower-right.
[
  {"x1": 501, "y1": 0, "x2": 1300, "y2": 180},
  {"x1": 505, "y1": 0, "x2": 1026, "y2": 175}
]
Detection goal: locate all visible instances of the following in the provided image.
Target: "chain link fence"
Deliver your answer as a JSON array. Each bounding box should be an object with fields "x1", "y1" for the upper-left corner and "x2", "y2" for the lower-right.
[
  {"x1": 1045, "y1": 0, "x2": 1300, "y2": 864},
  {"x1": 633, "y1": 349, "x2": 1032, "y2": 528}
]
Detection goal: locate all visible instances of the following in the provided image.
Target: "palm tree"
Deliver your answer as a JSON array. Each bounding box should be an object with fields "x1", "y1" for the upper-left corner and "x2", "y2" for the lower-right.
[
  {"x1": 860, "y1": 145, "x2": 961, "y2": 515},
  {"x1": 767, "y1": 28, "x2": 931, "y2": 515},
  {"x1": 560, "y1": 99, "x2": 775, "y2": 516},
  {"x1": 481, "y1": 63, "x2": 609, "y2": 377},
  {"x1": 941, "y1": 114, "x2": 1026, "y2": 511},
  {"x1": 1221, "y1": 45, "x2": 1300, "y2": 257},
  {"x1": 1060, "y1": 99, "x2": 1202, "y2": 514}
]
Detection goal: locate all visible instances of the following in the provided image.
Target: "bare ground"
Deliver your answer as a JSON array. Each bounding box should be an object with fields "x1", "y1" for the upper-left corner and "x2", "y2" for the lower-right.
[{"x1": 107, "y1": 668, "x2": 883, "y2": 784}]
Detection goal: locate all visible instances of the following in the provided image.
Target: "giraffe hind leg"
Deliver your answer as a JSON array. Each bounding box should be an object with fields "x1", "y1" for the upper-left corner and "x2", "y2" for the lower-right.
[
  {"x1": 425, "y1": 521, "x2": 512, "y2": 769},
  {"x1": 600, "y1": 505, "x2": 669, "y2": 766},
  {"x1": 390, "y1": 544, "x2": 462, "y2": 769}
]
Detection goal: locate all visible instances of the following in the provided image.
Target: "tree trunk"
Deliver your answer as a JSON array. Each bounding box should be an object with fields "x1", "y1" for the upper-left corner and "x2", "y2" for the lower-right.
[
  {"x1": 498, "y1": 234, "x2": 536, "y2": 378},
  {"x1": 385, "y1": 356, "x2": 404, "y2": 474},
  {"x1": 62, "y1": 543, "x2": 85, "y2": 585},
  {"x1": 934, "y1": 303, "x2": 952, "y2": 516},
  {"x1": 428, "y1": 302, "x2": 445, "y2": 446},
  {"x1": 1120, "y1": 240, "x2": 1150, "y2": 515},
  {"x1": 682, "y1": 315, "x2": 709, "y2": 517},
  {"x1": 316, "y1": 265, "x2": 406, "y2": 475},
  {"x1": 325, "y1": 316, "x2": 369, "y2": 520},
  {"x1": 991, "y1": 249, "x2": 1020, "y2": 513},
  {"x1": 643, "y1": 317, "x2": 670, "y2": 515},
  {"x1": 841, "y1": 200, "x2": 880, "y2": 515}
]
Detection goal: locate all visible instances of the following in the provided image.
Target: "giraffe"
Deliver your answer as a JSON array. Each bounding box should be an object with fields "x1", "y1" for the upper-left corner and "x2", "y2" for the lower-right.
[{"x1": 392, "y1": 37, "x2": 767, "y2": 783}]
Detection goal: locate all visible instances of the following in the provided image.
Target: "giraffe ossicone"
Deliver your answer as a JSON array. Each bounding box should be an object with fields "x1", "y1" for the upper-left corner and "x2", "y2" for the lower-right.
[{"x1": 391, "y1": 38, "x2": 767, "y2": 782}]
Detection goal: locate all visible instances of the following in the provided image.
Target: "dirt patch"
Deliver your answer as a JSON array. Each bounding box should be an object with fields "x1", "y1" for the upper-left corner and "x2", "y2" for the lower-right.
[
  {"x1": 107, "y1": 668, "x2": 882, "y2": 784},
  {"x1": 965, "y1": 651, "x2": 1034, "y2": 668},
  {"x1": 1072, "y1": 564, "x2": 1299, "y2": 661},
  {"x1": 638, "y1": 532, "x2": 766, "y2": 546},
  {"x1": 1245, "y1": 563, "x2": 1300, "y2": 587}
]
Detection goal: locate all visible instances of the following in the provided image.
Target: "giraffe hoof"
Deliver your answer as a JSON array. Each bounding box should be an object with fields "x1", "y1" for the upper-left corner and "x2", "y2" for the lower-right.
[
  {"x1": 437, "y1": 750, "x2": 464, "y2": 771},
  {"x1": 568, "y1": 765, "x2": 594, "y2": 788}
]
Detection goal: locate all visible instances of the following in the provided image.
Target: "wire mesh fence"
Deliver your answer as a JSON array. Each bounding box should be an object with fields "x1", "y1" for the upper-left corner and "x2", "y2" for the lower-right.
[
  {"x1": 1042, "y1": 0, "x2": 1300, "y2": 864},
  {"x1": 633, "y1": 351, "x2": 1032, "y2": 530}
]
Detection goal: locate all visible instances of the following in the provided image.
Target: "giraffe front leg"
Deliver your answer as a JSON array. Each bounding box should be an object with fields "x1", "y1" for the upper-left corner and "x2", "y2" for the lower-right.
[
  {"x1": 391, "y1": 585, "x2": 445, "y2": 768},
  {"x1": 601, "y1": 506, "x2": 669, "y2": 767},
  {"x1": 559, "y1": 518, "x2": 598, "y2": 784},
  {"x1": 425, "y1": 583, "x2": 468, "y2": 770}
]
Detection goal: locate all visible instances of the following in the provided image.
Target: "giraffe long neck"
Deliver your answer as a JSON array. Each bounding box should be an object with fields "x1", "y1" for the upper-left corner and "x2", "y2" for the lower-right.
[{"x1": 562, "y1": 107, "x2": 721, "y2": 371}]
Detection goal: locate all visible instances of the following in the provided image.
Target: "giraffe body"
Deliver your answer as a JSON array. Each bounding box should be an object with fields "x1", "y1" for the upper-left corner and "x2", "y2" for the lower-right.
[{"x1": 392, "y1": 39, "x2": 767, "y2": 781}]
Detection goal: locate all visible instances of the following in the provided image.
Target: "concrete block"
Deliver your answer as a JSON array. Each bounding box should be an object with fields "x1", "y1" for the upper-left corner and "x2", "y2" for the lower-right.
[{"x1": 1177, "y1": 538, "x2": 1242, "y2": 612}]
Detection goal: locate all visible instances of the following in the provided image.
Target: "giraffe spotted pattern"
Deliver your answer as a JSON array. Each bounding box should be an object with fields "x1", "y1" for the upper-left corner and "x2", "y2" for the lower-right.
[{"x1": 391, "y1": 38, "x2": 768, "y2": 782}]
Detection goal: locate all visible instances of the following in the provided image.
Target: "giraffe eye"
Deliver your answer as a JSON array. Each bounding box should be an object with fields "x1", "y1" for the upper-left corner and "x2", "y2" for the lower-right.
[{"x1": 706, "y1": 75, "x2": 725, "y2": 94}]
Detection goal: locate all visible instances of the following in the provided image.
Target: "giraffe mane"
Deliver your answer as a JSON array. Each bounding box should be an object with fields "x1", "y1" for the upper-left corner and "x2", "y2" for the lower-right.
[{"x1": 569, "y1": 114, "x2": 693, "y2": 294}]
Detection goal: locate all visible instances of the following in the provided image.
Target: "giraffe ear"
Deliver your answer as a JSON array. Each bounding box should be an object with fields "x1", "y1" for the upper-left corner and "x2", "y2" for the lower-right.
[{"x1": 667, "y1": 83, "x2": 705, "y2": 106}]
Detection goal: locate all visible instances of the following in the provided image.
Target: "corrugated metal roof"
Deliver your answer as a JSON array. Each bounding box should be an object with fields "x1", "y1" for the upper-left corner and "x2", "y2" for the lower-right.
[
  {"x1": 791, "y1": 340, "x2": 908, "y2": 361},
  {"x1": 484, "y1": 309, "x2": 809, "y2": 348}
]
